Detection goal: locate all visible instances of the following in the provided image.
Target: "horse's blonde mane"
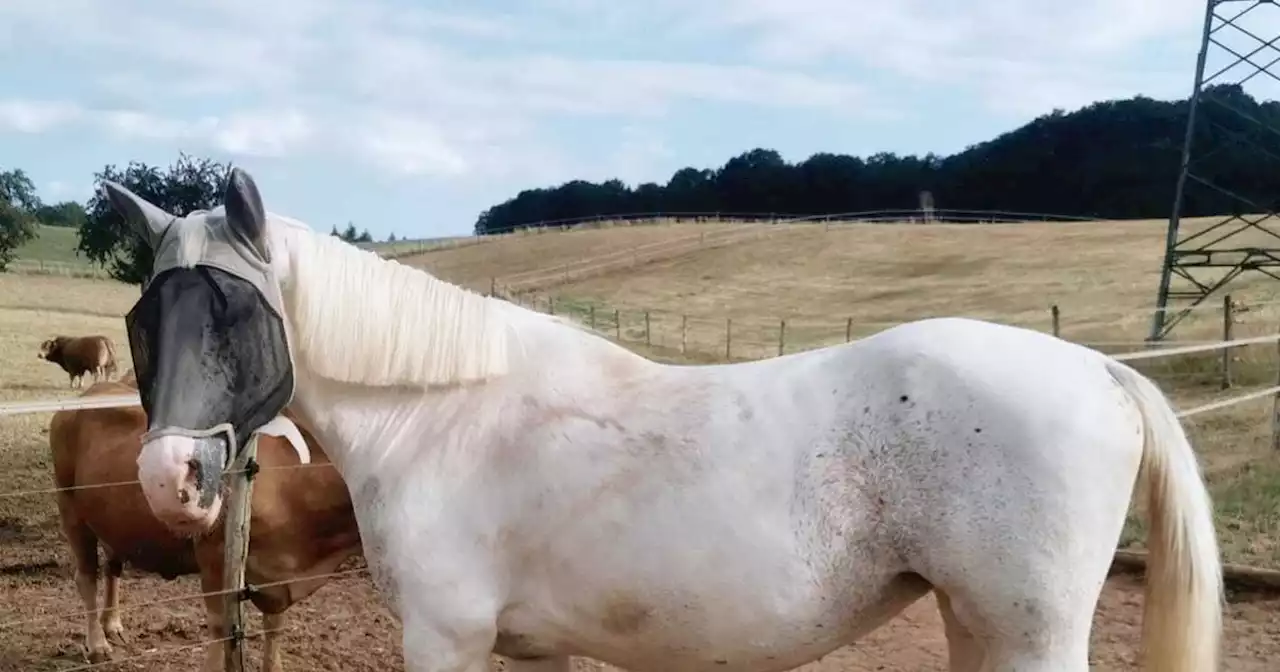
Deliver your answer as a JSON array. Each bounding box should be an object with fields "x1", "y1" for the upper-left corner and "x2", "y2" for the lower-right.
[{"x1": 279, "y1": 223, "x2": 510, "y2": 389}]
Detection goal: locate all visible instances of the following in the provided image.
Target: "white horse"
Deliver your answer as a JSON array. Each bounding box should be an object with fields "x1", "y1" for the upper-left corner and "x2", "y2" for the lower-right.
[{"x1": 105, "y1": 169, "x2": 1223, "y2": 672}]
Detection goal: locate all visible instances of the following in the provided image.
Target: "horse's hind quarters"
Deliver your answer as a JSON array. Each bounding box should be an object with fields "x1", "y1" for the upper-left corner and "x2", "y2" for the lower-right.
[{"x1": 135, "y1": 433, "x2": 225, "y2": 536}]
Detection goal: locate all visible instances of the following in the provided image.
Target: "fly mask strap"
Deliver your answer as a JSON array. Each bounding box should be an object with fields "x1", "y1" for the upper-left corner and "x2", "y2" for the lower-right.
[{"x1": 141, "y1": 423, "x2": 240, "y2": 471}]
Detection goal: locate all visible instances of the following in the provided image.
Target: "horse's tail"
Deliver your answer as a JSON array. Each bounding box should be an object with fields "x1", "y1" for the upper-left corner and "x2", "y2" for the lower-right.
[
  {"x1": 101, "y1": 336, "x2": 119, "y2": 379},
  {"x1": 1105, "y1": 359, "x2": 1222, "y2": 672}
]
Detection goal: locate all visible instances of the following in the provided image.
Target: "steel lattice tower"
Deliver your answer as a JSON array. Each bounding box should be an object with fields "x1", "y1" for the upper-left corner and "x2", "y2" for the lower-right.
[{"x1": 1150, "y1": 0, "x2": 1280, "y2": 341}]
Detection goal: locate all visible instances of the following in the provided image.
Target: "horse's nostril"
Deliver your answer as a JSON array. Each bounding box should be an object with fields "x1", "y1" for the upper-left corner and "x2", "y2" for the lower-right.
[
  {"x1": 178, "y1": 489, "x2": 191, "y2": 504},
  {"x1": 186, "y1": 458, "x2": 203, "y2": 489}
]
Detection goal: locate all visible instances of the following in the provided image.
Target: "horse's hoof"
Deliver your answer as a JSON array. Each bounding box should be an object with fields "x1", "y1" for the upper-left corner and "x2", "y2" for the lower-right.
[
  {"x1": 85, "y1": 643, "x2": 113, "y2": 663},
  {"x1": 104, "y1": 622, "x2": 128, "y2": 645}
]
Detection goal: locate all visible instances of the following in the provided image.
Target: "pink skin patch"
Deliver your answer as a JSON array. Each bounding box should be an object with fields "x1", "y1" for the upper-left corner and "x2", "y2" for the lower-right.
[{"x1": 136, "y1": 435, "x2": 223, "y2": 537}]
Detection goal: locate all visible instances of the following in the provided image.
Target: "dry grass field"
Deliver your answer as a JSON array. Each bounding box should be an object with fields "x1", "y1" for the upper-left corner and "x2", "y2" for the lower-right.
[
  {"x1": 397, "y1": 221, "x2": 765, "y2": 293},
  {"x1": 2, "y1": 218, "x2": 1280, "y2": 670}
]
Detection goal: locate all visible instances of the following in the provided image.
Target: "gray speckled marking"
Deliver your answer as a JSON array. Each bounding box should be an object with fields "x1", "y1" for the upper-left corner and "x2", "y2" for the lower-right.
[{"x1": 190, "y1": 437, "x2": 225, "y2": 509}]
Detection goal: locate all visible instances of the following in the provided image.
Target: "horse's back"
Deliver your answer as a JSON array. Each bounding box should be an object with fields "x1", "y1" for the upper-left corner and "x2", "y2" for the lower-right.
[
  {"x1": 848, "y1": 316, "x2": 1144, "y2": 505},
  {"x1": 49, "y1": 380, "x2": 146, "y2": 486},
  {"x1": 49, "y1": 379, "x2": 197, "y2": 577}
]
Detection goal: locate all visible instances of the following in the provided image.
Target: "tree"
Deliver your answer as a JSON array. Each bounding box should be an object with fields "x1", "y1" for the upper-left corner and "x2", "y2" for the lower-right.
[
  {"x1": 79, "y1": 154, "x2": 230, "y2": 284},
  {"x1": 0, "y1": 168, "x2": 40, "y2": 271},
  {"x1": 332, "y1": 221, "x2": 373, "y2": 244},
  {"x1": 469, "y1": 83, "x2": 1279, "y2": 233},
  {"x1": 35, "y1": 201, "x2": 88, "y2": 228}
]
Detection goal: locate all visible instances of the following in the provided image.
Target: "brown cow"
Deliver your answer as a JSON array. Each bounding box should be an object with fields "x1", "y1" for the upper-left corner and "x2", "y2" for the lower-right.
[
  {"x1": 50, "y1": 373, "x2": 361, "y2": 671},
  {"x1": 38, "y1": 335, "x2": 119, "y2": 389}
]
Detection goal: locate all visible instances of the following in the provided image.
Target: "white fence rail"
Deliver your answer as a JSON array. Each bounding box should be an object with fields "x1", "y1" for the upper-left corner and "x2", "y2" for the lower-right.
[{"x1": 3, "y1": 333, "x2": 1279, "y2": 419}]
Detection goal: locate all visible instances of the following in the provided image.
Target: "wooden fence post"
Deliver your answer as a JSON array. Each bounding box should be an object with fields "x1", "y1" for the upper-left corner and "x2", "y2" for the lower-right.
[
  {"x1": 589, "y1": 304, "x2": 596, "y2": 330},
  {"x1": 645, "y1": 312, "x2": 651, "y2": 346},
  {"x1": 680, "y1": 315, "x2": 688, "y2": 354},
  {"x1": 489, "y1": 277, "x2": 496, "y2": 297},
  {"x1": 221, "y1": 436, "x2": 261, "y2": 672},
  {"x1": 845, "y1": 317, "x2": 853, "y2": 342},
  {"x1": 1051, "y1": 305, "x2": 1061, "y2": 338},
  {"x1": 615, "y1": 310, "x2": 621, "y2": 341},
  {"x1": 1222, "y1": 294, "x2": 1234, "y2": 390},
  {"x1": 1272, "y1": 334, "x2": 1280, "y2": 451},
  {"x1": 548, "y1": 296, "x2": 555, "y2": 315},
  {"x1": 725, "y1": 318, "x2": 733, "y2": 361},
  {"x1": 778, "y1": 319, "x2": 787, "y2": 356}
]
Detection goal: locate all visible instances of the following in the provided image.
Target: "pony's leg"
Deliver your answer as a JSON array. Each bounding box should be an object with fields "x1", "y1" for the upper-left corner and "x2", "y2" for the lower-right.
[
  {"x1": 59, "y1": 506, "x2": 111, "y2": 662},
  {"x1": 100, "y1": 557, "x2": 126, "y2": 645},
  {"x1": 198, "y1": 575, "x2": 228, "y2": 672},
  {"x1": 261, "y1": 611, "x2": 287, "y2": 672},
  {"x1": 935, "y1": 589, "x2": 983, "y2": 672}
]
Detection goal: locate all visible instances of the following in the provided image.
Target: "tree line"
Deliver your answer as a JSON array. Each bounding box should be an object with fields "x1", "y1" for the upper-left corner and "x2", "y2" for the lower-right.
[
  {"x1": 473, "y1": 83, "x2": 1280, "y2": 235},
  {"x1": 0, "y1": 155, "x2": 375, "y2": 281},
  {"x1": 3, "y1": 83, "x2": 1278, "y2": 279}
]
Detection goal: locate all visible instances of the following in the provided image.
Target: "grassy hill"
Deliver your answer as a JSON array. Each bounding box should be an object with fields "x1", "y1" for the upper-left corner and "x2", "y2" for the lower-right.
[
  {"x1": 400, "y1": 221, "x2": 760, "y2": 293},
  {"x1": 11, "y1": 225, "x2": 86, "y2": 265},
  {"x1": 406, "y1": 215, "x2": 1280, "y2": 348}
]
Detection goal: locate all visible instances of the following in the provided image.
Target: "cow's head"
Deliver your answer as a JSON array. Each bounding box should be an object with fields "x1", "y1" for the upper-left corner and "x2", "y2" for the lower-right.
[{"x1": 37, "y1": 336, "x2": 68, "y2": 363}]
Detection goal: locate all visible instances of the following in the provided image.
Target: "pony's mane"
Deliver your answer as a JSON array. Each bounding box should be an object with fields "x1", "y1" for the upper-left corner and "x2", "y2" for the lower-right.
[{"x1": 277, "y1": 221, "x2": 511, "y2": 389}]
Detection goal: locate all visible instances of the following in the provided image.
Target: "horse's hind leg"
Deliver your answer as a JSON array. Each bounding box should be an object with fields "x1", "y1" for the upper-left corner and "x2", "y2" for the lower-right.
[
  {"x1": 57, "y1": 500, "x2": 111, "y2": 662},
  {"x1": 935, "y1": 589, "x2": 983, "y2": 672},
  {"x1": 101, "y1": 557, "x2": 126, "y2": 645},
  {"x1": 927, "y1": 580, "x2": 1093, "y2": 672}
]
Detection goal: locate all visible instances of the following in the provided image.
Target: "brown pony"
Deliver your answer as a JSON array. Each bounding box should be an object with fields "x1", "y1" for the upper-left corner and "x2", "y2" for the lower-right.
[{"x1": 50, "y1": 371, "x2": 361, "y2": 671}]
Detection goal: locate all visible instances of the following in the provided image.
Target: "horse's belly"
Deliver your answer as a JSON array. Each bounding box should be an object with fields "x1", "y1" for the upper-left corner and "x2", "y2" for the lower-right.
[
  {"x1": 504, "y1": 560, "x2": 916, "y2": 672},
  {"x1": 75, "y1": 491, "x2": 199, "y2": 579},
  {"x1": 99, "y1": 533, "x2": 198, "y2": 579}
]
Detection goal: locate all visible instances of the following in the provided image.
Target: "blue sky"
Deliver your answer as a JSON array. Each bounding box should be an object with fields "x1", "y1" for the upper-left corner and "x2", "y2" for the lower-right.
[{"x1": 1, "y1": 0, "x2": 1276, "y2": 240}]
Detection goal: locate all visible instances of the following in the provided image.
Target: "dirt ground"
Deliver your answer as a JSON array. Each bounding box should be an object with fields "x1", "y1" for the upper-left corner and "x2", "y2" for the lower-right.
[{"x1": 2, "y1": 550, "x2": 1279, "y2": 672}]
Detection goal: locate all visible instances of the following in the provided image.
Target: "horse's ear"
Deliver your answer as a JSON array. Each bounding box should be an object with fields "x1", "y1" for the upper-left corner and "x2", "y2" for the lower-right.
[
  {"x1": 100, "y1": 180, "x2": 173, "y2": 250},
  {"x1": 224, "y1": 167, "x2": 270, "y2": 262}
]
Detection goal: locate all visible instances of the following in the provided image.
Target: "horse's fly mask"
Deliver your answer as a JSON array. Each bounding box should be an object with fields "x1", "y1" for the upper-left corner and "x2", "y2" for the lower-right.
[{"x1": 108, "y1": 171, "x2": 295, "y2": 468}]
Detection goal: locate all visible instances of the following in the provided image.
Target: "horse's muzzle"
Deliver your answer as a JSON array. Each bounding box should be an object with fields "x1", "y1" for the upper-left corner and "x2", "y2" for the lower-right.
[{"x1": 136, "y1": 432, "x2": 227, "y2": 535}]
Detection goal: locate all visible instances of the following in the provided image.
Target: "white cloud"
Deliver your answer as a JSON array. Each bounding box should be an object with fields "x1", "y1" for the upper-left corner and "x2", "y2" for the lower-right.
[
  {"x1": 683, "y1": 0, "x2": 1210, "y2": 116},
  {"x1": 42, "y1": 179, "x2": 96, "y2": 202},
  {"x1": 96, "y1": 110, "x2": 212, "y2": 141},
  {"x1": 211, "y1": 110, "x2": 316, "y2": 158},
  {"x1": 0, "y1": 0, "x2": 1248, "y2": 185},
  {"x1": 348, "y1": 113, "x2": 470, "y2": 178},
  {"x1": 0, "y1": 99, "x2": 82, "y2": 133},
  {"x1": 603, "y1": 125, "x2": 676, "y2": 186},
  {"x1": 0, "y1": 0, "x2": 881, "y2": 181}
]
